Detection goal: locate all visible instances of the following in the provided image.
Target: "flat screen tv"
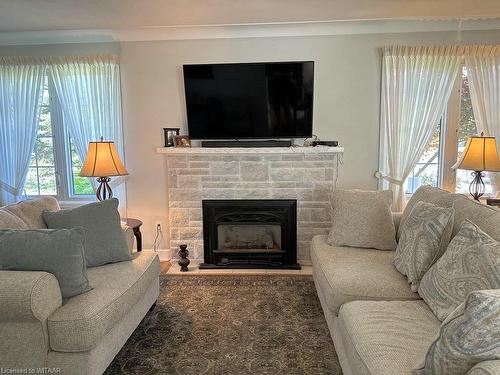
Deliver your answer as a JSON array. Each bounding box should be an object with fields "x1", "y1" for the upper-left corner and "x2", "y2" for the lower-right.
[{"x1": 183, "y1": 61, "x2": 314, "y2": 139}]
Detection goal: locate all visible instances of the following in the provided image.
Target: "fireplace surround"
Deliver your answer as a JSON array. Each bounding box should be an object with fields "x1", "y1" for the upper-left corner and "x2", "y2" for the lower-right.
[
  {"x1": 157, "y1": 146, "x2": 343, "y2": 262},
  {"x1": 201, "y1": 199, "x2": 299, "y2": 269}
]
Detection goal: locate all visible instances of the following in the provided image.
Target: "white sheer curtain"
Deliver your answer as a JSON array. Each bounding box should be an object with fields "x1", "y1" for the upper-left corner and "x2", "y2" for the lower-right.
[
  {"x1": 377, "y1": 46, "x2": 462, "y2": 211},
  {"x1": 465, "y1": 45, "x2": 500, "y2": 194},
  {"x1": 0, "y1": 58, "x2": 46, "y2": 206},
  {"x1": 48, "y1": 55, "x2": 125, "y2": 191}
]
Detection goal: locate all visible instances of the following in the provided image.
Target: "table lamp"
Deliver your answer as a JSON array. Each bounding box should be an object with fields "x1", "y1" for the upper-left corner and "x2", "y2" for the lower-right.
[
  {"x1": 452, "y1": 133, "x2": 500, "y2": 201},
  {"x1": 80, "y1": 137, "x2": 129, "y2": 201}
]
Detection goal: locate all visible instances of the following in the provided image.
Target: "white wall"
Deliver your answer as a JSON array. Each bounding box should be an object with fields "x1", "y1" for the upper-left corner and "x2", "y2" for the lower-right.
[
  {"x1": 2, "y1": 29, "x2": 500, "y2": 251},
  {"x1": 119, "y1": 30, "x2": 500, "y2": 250}
]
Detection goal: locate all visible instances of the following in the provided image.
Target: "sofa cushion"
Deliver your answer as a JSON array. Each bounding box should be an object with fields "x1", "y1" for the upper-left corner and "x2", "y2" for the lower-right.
[
  {"x1": 47, "y1": 251, "x2": 160, "y2": 352},
  {"x1": 311, "y1": 235, "x2": 419, "y2": 315},
  {"x1": 394, "y1": 201, "x2": 454, "y2": 292},
  {"x1": 419, "y1": 221, "x2": 500, "y2": 321},
  {"x1": 415, "y1": 289, "x2": 500, "y2": 375},
  {"x1": 43, "y1": 198, "x2": 132, "y2": 267},
  {"x1": 398, "y1": 186, "x2": 465, "y2": 240},
  {"x1": 337, "y1": 300, "x2": 440, "y2": 375},
  {"x1": 328, "y1": 189, "x2": 397, "y2": 250},
  {"x1": 452, "y1": 198, "x2": 500, "y2": 241},
  {"x1": 3, "y1": 197, "x2": 60, "y2": 229}
]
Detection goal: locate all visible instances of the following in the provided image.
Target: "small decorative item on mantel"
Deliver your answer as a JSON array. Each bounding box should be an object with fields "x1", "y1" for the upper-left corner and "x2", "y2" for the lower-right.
[
  {"x1": 178, "y1": 244, "x2": 190, "y2": 272},
  {"x1": 163, "y1": 128, "x2": 180, "y2": 147},
  {"x1": 174, "y1": 135, "x2": 191, "y2": 148}
]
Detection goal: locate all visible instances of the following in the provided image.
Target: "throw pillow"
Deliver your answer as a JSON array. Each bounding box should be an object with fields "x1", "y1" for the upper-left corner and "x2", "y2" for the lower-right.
[
  {"x1": 327, "y1": 189, "x2": 397, "y2": 250},
  {"x1": 0, "y1": 228, "x2": 91, "y2": 298},
  {"x1": 394, "y1": 201, "x2": 454, "y2": 292},
  {"x1": 418, "y1": 220, "x2": 500, "y2": 321},
  {"x1": 397, "y1": 185, "x2": 465, "y2": 240},
  {"x1": 414, "y1": 289, "x2": 500, "y2": 375},
  {"x1": 43, "y1": 198, "x2": 132, "y2": 267}
]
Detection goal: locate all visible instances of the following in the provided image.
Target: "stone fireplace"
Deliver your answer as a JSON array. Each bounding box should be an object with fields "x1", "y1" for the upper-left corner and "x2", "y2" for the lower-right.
[
  {"x1": 201, "y1": 199, "x2": 299, "y2": 269},
  {"x1": 157, "y1": 146, "x2": 343, "y2": 263}
]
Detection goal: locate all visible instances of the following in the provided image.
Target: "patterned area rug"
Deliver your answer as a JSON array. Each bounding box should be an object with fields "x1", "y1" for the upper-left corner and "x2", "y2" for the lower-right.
[{"x1": 105, "y1": 275, "x2": 341, "y2": 375}]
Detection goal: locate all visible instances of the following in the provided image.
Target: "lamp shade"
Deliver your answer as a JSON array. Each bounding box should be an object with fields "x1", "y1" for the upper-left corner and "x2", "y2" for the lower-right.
[
  {"x1": 79, "y1": 140, "x2": 128, "y2": 177},
  {"x1": 452, "y1": 135, "x2": 500, "y2": 172}
]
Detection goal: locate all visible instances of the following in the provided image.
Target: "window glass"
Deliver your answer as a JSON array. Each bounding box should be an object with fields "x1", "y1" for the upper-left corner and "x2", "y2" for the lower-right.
[
  {"x1": 455, "y1": 66, "x2": 493, "y2": 194},
  {"x1": 23, "y1": 75, "x2": 94, "y2": 199},
  {"x1": 24, "y1": 76, "x2": 57, "y2": 196},
  {"x1": 405, "y1": 121, "x2": 442, "y2": 194},
  {"x1": 69, "y1": 140, "x2": 94, "y2": 195}
]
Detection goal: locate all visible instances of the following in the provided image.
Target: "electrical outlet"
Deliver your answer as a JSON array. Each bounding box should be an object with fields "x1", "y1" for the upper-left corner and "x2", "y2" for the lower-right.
[{"x1": 155, "y1": 221, "x2": 162, "y2": 232}]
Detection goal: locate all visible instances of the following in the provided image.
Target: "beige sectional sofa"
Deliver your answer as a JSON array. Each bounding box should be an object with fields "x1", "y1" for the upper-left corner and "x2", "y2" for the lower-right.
[
  {"x1": 0, "y1": 197, "x2": 160, "y2": 375},
  {"x1": 312, "y1": 186, "x2": 500, "y2": 375}
]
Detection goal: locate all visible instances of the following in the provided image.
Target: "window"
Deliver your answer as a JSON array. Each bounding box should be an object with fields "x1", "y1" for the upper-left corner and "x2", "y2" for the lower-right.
[
  {"x1": 406, "y1": 65, "x2": 494, "y2": 196},
  {"x1": 455, "y1": 66, "x2": 493, "y2": 194},
  {"x1": 69, "y1": 141, "x2": 94, "y2": 195},
  {"x1": 405, "y1": 121, "x2": 443, "y2": 194},
  {"x1": 25, "y1": 77, "x2": 57, "y2": 196},
  {"x1": 23, "y1": 76, "x2": 94, "y2": 200}
]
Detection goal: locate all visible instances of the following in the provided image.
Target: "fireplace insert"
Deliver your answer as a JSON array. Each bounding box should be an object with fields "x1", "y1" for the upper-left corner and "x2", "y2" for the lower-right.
[{"x1": 201, "y1": 199, "x2": 300, "y2": 269}]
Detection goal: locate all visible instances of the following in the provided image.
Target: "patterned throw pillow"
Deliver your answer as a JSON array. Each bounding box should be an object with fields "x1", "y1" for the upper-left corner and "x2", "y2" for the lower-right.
[
  {"x1": 394, "y1": 201, "x2": 454, "y2": 292},
  {"x1": 328, "y1": 189, "x2": 397, "y2": 250},
  {"x1": 414, "y1": 289, "x2": 500, "y2": 375},
  {"x1": 418, "y1": 221, "x2": 500, "y2": 321}
]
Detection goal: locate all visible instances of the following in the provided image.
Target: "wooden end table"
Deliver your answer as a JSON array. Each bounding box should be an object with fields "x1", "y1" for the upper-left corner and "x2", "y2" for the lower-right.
[{"x1": 122, "y1": 218, "x2": 143, "y2": 252}]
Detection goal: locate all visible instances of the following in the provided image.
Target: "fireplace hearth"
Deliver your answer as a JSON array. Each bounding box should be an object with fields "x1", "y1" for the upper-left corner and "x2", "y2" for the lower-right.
[{"x1": 201, "y1": 199, "x2": 300, "y2": 269}]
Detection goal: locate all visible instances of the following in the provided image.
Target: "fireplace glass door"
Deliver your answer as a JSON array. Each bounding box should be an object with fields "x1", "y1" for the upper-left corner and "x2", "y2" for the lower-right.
[
  {"x1": 202, "y1": 199, "x2": 299, "y2": 269},
  {"x1": 217, "y1": 224, "x2": 282, "y2": 253}
]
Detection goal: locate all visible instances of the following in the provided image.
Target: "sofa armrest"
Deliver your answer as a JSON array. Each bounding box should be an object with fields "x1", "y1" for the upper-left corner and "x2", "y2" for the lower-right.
[
  {"x1": 122, "y1": 224, "x2": 135, "y2": 253},
  {"x1": 0, "y1": 271, "x2": 62, "y2": 323},
  {"x1": 467, "y1": 360, "x2": 500, "y2": 375}
]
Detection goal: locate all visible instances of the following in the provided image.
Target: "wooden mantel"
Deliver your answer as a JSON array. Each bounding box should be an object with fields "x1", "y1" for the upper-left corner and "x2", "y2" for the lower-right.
[{"x1": 156, "y1": 146, "x2": 344, "y2": 155}]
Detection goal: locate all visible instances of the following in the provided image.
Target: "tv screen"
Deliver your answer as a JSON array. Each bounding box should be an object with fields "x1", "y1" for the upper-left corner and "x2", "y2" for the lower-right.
[{"x1": 183, "y1": 61, "x2": 314, "y2": 139}]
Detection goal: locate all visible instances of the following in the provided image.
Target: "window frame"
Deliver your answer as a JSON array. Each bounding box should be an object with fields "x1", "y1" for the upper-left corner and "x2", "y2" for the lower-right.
[{"x1": 25, "y1": 76, "x2": 95, "y2": 202}]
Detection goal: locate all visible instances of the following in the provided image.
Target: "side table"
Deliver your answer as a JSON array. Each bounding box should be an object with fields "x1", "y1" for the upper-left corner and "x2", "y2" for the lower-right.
[{"x1": 122, "y1": 218, "x2": 143, "y2": 252}]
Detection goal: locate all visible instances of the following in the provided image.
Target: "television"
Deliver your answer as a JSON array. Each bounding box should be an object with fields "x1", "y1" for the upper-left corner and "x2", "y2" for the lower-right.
[{"x1": 183, "y1": 61, "x2": 314, "y2": 139}]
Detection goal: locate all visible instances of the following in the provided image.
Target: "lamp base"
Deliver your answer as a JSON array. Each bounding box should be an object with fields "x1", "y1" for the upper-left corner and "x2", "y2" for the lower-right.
[
  {"x1": 469, "y1": 171, "x2": 486, "y2": 201},
  {"x1": 96, "y1": 177, "x2": 113, "y2": 201}
]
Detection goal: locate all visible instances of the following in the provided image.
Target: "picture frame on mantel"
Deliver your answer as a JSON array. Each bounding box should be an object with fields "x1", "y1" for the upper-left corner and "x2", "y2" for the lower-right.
[
  {"x1": 174, "y1": 135, "x2": 191, "y2": 148},
  {"x1": 163, "y1": 128, "x2": 180, "y2": 147}
]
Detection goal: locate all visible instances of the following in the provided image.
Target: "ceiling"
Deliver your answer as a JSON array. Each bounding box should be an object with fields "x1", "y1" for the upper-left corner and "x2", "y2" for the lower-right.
[{"x1": 1, "y1": 0, "x2": 500, "y2": 32}]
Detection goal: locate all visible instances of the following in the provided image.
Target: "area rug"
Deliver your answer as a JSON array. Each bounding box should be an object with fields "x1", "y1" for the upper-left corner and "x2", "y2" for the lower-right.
[{"x1": 105, "y1": 275, "x2": 341, "y2": 374}]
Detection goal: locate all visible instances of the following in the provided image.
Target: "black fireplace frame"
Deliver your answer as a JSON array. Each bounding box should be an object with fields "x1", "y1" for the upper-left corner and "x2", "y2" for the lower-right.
[{"x1": 201, "y1": 199, "x2": 300, "y2": 269}]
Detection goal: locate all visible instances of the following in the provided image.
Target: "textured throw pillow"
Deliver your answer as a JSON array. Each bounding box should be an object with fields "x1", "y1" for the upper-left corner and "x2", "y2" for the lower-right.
[
  {"x1": 0, "y1": 228, "x2": 91, "y2": 298},
  {"x1": 328, "y1": 189, "x2": 397, "y2": 250},
  {"x1": 397, "y1": 186, "x2": 464, "y2": 240},
  {"x1": 43, "y1": 198, "x2": 132, "y2": 267},
  {"x1": 394, "y1": 201, "x2": 454, "y2": 292},
  {"x1": 418, "y1": 221, "x2": 500, "y2": 321},
  {"x1": 414, "y1": 289, "x2": 500, "y2": 375}
]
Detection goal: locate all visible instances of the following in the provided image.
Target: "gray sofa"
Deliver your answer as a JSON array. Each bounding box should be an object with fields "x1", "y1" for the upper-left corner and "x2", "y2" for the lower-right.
[
  {"x1": 0, "y1": 197, "x2": 160, "y2": 375},
  {"x1": 312, "y1": 186, "x2": 500, "y2": 375}
]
